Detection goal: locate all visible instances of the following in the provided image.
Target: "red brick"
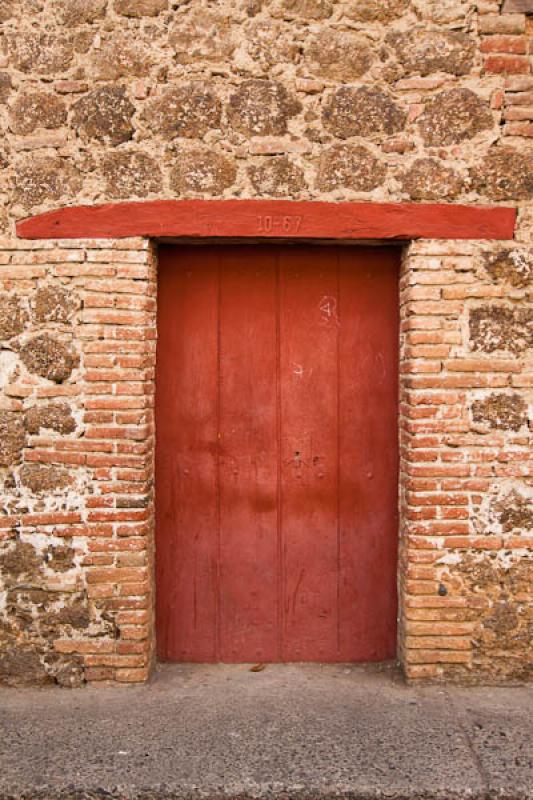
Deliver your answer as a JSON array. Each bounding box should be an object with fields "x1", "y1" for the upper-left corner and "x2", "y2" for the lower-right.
[
  {"x1": 86, "y1": 567, "x2": 147, "y2": 584},
  {"x1": 85, "y1": 667, "x2": 116, "y2": 682},
  {"x1": 54, "y1": 639, "x2": 115, "y2": 655},
  {"x1": 484, "y1": 54, "x2": 531, "y2": 73},
  {"x1": 115, "y1": 667, "x2": 150, "y2": 682},
  {"x1": 505, "y1": 121, "x2": 533, "y2": 134},
  {"x1": 480, "y1": 35, "x2": 527, "y2": 54}
]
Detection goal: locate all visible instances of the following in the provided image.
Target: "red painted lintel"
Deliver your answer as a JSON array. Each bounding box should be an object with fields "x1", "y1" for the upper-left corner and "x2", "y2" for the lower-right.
[{"x1": 16, "y1": 200, "x2": 517, "y2": 242}]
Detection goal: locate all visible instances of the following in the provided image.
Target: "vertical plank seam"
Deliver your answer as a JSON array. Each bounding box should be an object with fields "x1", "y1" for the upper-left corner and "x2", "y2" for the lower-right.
[
  {"x1": 276, "y1": 249, "x2": 283, "y2": 662},
  {"x1": 215, "y1": 250, "x2": 222, "y2": 662},
  {"x1": 155, "y1": 252, "x2": 164, "y2": 660},
  {"x1": 336, "y1": 250, "x2": 342, "y2": 657}
]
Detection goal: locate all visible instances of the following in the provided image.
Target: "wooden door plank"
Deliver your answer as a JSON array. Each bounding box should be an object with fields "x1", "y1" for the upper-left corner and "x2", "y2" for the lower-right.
[
  {"x1": 217, "y1": 247, "x2": 280, "y2": 662},
  {"x1": 337, "y1": 247, "x2": 399, "y2": 661},
  {"x1": 156, "y1": 243, "x2": 401, "y2": 664},
  {"x1": 279, "y1": 246, "x2": 340, "y2": 661},
  {"x1": 155, "y1": 246, "x2": 219, "y2": 662}
]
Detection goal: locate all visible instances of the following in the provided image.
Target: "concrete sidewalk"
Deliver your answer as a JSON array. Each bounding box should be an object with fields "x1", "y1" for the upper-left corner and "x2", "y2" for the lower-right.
[{"x1": 0, "y1": 663, "x2": 531, "y2": 800}]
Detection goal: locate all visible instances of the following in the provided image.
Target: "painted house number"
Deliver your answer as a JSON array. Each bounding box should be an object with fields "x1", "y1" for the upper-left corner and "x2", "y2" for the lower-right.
[{"x1": 257, "y1": 215, "x2": 302, "y2": 233}]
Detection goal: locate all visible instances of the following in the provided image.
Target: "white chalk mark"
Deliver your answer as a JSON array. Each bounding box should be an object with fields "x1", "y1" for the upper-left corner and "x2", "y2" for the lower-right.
[
  {"x1": 319, "y1": 295, "x2": 339, "y2": 326},
  {"x1": 292, "y1": 362, "x2": 304, "y2": 378}
]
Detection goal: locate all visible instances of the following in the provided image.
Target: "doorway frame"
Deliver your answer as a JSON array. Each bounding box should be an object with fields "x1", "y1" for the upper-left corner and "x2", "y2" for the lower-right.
[
  {"x1": 155, "y1": 241, "x2": 402, "y2": 664},
  {"x1": 15, "y1": 199, "x2": 517, "y2": 682}
]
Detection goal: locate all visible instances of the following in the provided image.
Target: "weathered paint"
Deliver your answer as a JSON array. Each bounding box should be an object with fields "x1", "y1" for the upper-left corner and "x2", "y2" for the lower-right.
[
  {"x1": 16, "y1": 200, "x2": 517, "y2": 242},
  {"x1": 155, "y1": 244, "x2": 399, "y2": 663}
]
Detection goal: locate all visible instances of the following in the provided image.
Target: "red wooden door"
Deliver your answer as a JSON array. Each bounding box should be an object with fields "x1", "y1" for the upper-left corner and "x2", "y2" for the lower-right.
[{"x1": 156, "y1": 245, "x2": 399, "y2": 663}]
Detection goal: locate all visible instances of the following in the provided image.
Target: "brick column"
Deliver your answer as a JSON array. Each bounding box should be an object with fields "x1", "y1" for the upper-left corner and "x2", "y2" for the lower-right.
[
  {"x1": 0, "y1": 237, "x2": 157, "y2": 686},
  {"x1": 400, "y1": 240, "x2": 532, "y2": 683}
]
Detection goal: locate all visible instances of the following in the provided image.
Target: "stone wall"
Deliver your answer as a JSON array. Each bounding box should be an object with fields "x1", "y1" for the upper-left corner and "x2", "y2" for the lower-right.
[
  {"x1": 0, "y1": 0, "x2": 532, "y2": 685},
  {"x1": 0, "y1": 0, "x2": 532, "y2": 226}
]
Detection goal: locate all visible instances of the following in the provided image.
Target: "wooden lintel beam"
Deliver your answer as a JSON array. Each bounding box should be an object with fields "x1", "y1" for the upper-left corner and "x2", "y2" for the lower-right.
[{"x1": 16, "y1": 200, "x2": 517, "y2": 243}]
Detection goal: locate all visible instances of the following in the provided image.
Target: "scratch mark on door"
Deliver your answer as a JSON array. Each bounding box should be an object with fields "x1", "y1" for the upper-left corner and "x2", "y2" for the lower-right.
[
  {"x1": 291, "y1": 568, "x2": 306, "y2": 616},
  {"x1": 319, "y1": 295, "x2": 339, "y2": 327}
]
